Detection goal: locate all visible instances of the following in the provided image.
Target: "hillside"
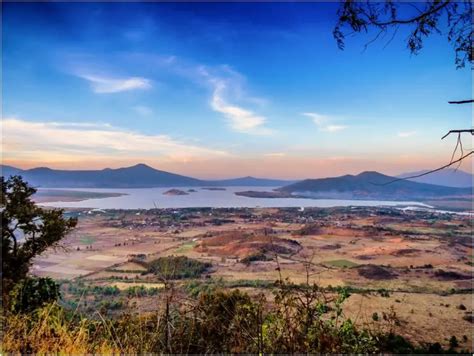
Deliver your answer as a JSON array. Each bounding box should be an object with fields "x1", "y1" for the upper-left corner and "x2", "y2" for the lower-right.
[
  {"x1": 398, "y1": 168, "x2": 473, "y2": 188},
  {"x1": 1, "y1": 164, "x2": 202, "y2": 188},
  {"x1": 278, "y1": 171, "x2": 472, "y2": 201},
  {"x1": 0, "y1": 164, "x2": 291, "y2": 188}
]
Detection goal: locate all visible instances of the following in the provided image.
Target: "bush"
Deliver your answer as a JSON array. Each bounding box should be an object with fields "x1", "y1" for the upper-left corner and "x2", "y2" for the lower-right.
[
  {"x1": 2, "y1": 286, "x2": 458, "y2": 354},
  {"x1": 9, "y1": 277, "x2": 60, "y2": 313},
  {"x1": 145, "y1": 255, "x2": 211, "y2": 279},
  {"x1": 240, "y1": 251, "x2": 272, "y2": 265}
]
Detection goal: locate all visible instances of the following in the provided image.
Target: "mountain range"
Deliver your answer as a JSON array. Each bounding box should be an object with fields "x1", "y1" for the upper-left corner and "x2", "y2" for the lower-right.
[
  {"x1": 1, "y1": 164, "x2": 472, "y2": 201},
  {"x1": 277, "y1": 171, "x2": 472, "y2": 201},
  {"x1": 0, "y1": 164, "x2": 295, "y2": 188}
]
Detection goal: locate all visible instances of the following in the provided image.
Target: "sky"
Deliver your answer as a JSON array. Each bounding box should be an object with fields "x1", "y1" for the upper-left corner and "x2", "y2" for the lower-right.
[{"x1": 2, "y1": 2, "x2": 472, "y2": 179}]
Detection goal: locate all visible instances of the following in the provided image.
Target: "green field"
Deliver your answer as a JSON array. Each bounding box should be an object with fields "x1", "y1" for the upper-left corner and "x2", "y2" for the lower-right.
[
  {"x1": 175, "y1": 241, "x2": 197, "y2": 253},
  {"x1": 80, "y1": 235, "x2": 96, "y2": 245},
  {"x1": 324, "y1": 259, "x2": 359, "y2": 268}
]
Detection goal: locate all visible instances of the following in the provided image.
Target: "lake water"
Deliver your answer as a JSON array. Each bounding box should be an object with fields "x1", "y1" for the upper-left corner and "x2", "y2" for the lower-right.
[{"x1": 39, "y1": 186, "x2": 431, "y2": 210}]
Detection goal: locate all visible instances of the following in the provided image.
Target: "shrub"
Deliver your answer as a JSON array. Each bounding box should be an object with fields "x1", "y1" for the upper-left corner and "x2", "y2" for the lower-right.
[
  {"x1": 9, "y1": 277, "x2": 60, "y2": 314},
  {"x1": 145, "y1": 256, "x2": 211, "y2": 279},
  {"x1": 240, "y1": 251, "x2": 272, "y2": 265}
]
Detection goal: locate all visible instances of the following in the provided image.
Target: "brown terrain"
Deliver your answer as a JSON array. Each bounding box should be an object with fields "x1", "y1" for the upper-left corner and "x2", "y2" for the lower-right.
[{"x1": 32, "y1": 206, "x2": 473, "y2": 350}]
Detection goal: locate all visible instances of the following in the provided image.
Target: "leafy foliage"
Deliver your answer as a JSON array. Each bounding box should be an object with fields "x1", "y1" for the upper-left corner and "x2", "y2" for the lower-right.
[
  {"x1": 1, "y1": 176, "x2": 77, "y2": 306},
  {"x1": 9, "y1": 277, "x2": 60, "y2": 313},
  {"x1": 136, "y1": 255, "x2": 211, "y2": 279}
]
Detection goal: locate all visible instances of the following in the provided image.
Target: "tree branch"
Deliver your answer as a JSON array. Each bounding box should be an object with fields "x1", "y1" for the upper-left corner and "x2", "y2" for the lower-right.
[
  {"x1": 376, "y1": 150, "x2": 473, "y2": 186},
  {"x1": 372, "y1": 1, "x2": 451, "y2": 26},
  {"x1": 448, "y1": 99, "x2": 474, "y2": 104}
]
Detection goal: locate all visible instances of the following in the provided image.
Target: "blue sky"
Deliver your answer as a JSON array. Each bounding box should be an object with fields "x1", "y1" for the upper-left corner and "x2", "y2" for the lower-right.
[{"x1": 2, "y1": 2, "x2": 472, "y2": 178}]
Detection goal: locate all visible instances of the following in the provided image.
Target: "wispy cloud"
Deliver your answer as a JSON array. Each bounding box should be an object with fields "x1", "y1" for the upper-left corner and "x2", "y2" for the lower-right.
[
  {"x1": 397, "y1": 131, "x2": 417, "y2": 138},
  {"x1": 2, "y1": 118, "x2": 228, "y2": 163},
  {"x1": 168, "y1": 60, "x2": 273, "y2": 135},
  {"x1": 323, "y1": 125, "x2": 348, "y2": 132},
  {"x1": 302, "y1": 112, "x2": 348, "y2": 133},
  {"x1": 78, "y1": 74, "x2": 152, "y2": 94},
  {"x1": 264, "y1": 152, "x2": 286, "y2": 158},
  {"x1": 210, "y1": 80, "x2": 272, "y2": 135},
  {"x1": 133, "y1": 105, "x2": 153, "y2": 116}
]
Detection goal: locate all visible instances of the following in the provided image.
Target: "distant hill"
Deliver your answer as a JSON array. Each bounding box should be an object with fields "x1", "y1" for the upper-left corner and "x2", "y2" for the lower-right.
[
  {"x1": 0, "y1": 164, "x2": 292, "y2": 188},
  {"x1": 0, "y1": 164, "x2": 202, "y2": 188},
  {"x1": 278, "y1": 171, "x2": 471, "y2": 201},
  {"x1": 0, "y1": 165, "x2": 23, "y2": 177},
  {"x1": 208, "y1": 176, "x2": 295, "y2": 187},
  {"x1": 398, "y1": 168, "x2": 473, "y2": 188}
]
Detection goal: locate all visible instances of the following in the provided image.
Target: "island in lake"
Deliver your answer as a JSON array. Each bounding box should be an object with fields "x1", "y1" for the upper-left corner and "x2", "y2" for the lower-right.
[
  {"x1": 201, "y1": 187, "x2": 226, "y2": 191},
  {"x1": 235, "y1": 190, "x2": 291, "y2": 198},
  {"x1": 163, "y1": 189, "x2": 189, "y2": 196}
]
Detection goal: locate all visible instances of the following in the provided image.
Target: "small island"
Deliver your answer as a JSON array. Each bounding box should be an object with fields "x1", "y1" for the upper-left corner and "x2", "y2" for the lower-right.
[
  {"x1": 201, "y1": 187, "x2": 226, "y2": 191},
  {"x1": 163, "y1": 189, "x2": 189, "y2": 196},
  {"x1": 187, "y1": 189, "x2": 197, "y2": 193},
  {"x1": 235, "y1": 190, "x2": 291, "y2": 198}
]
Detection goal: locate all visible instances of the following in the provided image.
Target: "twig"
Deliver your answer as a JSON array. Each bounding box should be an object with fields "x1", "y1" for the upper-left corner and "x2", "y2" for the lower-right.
[
  {"x1": 448, "y1": 99, "x2": 474, "y2": 104},
  {"x1": 441, "y1": 129, "x2": 474, "y2": 140},
  {"x1": 375, "y1": 150, "x2": 473, "y2": 186}
]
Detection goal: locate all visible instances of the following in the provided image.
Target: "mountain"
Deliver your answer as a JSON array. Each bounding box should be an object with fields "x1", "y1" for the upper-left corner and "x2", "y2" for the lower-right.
[
  {"x1": 0, "y1": 165, "x2": 23, "y2": 177},
  {"x1": 398, "y1": 169, "x2": 473, "y2": 188},
  {"x1": 0, "y1": 164, "x2": 291, "y2": 188},
  {"x1": 0, "y1": 164, "x2": 202, "y2": 188},
  {"x1": 277, "y1": 171, "x2": 472, "y2": 201}
]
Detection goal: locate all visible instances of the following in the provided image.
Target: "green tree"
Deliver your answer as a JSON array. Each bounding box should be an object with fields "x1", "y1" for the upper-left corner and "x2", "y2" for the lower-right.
[
  {"x1": 1, "y1": 176, "x2": 77, "y2": 305},
  {"x1": 9, "y1": 277, "x2": 60, "y2": 313}
]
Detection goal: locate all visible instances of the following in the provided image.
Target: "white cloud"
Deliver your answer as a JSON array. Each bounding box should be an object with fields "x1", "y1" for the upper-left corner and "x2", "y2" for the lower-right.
[
  {"x1": 185, "y1": 64, "x2": 273, "y2": 135},
  {"x1": 2, "y1": 118, "x2": 228, "y2": 162},
  {"x1": 210, "y1": 81, "x2": 272, "y2": 135},
  {"x1": 264, "y1": 152, "x2": 286, "y2": 158},
  {"x1": 133, "y1": 105, "x2": 153, "y2": 116},
  {"x1": 302, "y1": 112, "x2": 348, "y2": 133},
  {"x1": 78, "y1": 74, "x2": 152, "y2": 93},
  {"x1": 397, "y1": 131, "x2": 417, "y2": 138},
  {"x1": 323, "y1": 125, "x2": 348, "y2": 132}
]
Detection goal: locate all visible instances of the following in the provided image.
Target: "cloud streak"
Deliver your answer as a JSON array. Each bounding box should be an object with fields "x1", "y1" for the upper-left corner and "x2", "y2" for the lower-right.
[
  {"x1": 210, "y1": 80, "x2": 272, "y2": 135},
  {"x1": 78, "y1": 74, "x2": 152, "y2": 93},
  {"x1": 302, "y1": 112, "x2": 348, "y2": 132},
  {"x1": 2, "y1": 118, "x2": 228, "y2": 163},
  {"x1": 397, "y1": 131, "x2": 417, "y2": 138}
]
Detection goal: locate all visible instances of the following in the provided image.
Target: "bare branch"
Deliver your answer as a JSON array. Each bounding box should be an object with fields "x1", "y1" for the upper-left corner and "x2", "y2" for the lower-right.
[
  {"x1": 441, "y1": 129, "x2": 474, "y2": 140},
  {"x1": 376, "y1": 150, "x2": 473, "y2": 186},
  {"x1": 448, "y1": 99, "x2": 474, "y2": 104}
]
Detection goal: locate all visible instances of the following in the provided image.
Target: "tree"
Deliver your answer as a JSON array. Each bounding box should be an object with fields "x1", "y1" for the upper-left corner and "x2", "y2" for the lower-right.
[
  {"x1": 9, "y1": 277, "x2": 60, "y2": 313},
  {"x1": 333, "y1": 0, "x2": 473, "y2": 69},
  {"x1": 1, "y1": 176, "x2": 77, "y2": 305}
]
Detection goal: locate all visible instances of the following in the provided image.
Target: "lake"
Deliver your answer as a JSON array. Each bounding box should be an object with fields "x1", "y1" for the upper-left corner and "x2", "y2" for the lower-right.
[{"x1": 39, "y1": 186, "x2": 431, "y2": 210}]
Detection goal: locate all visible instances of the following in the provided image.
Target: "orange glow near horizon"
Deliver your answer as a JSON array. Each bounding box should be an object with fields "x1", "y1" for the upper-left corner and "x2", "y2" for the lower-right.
[{"x1": 3, "y1": 155, "x2": 472, "y2": 180}]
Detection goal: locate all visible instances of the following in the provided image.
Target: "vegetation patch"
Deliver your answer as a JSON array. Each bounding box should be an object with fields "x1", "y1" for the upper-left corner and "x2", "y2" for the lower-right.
[
  {"x1": 240, "y1": 252, "x2": 273, "y2": 265},
  {"x1": 324, "y1": 259, "x2": 359, "y2": 268},
  {"x1": 80, "y1": 235, "x2": 96, "y2": 245},
  {"x1": 135, "y1": 256, "x2": 211, "y2": 279},
  {"x1": 292, "y1": 224, "x2": 322, "y2": 236},
  {"x1": 434, "y1": 269, "x2": 471, "y2": 281},
  {"x1": 356, "y1": 265, "x2": 397, "y2": 280},
  {"x1": 175, "y1": 241, "x2": 197, "y2": 253}
]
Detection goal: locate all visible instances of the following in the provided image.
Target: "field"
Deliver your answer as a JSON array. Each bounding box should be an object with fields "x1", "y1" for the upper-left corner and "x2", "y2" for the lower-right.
[{"x1": 32, "y1": 206, "x2": 473, "y2": 350}]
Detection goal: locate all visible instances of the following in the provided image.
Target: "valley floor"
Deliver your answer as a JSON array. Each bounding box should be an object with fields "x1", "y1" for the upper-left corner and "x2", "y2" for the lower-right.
[{"x1": 32, "y1": 206, "x2": 474, "y2": 351}]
